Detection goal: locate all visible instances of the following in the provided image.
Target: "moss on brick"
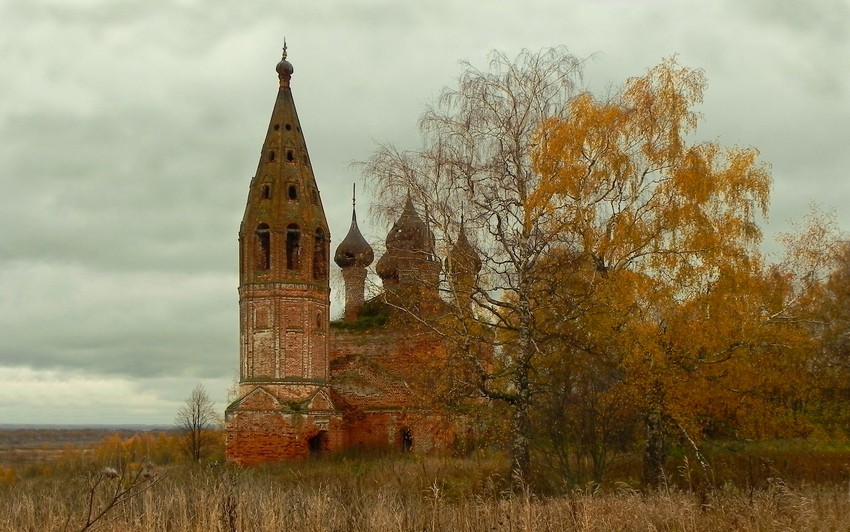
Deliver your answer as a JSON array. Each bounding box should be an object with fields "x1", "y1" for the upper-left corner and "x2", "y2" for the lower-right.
[{"x1": 331, "y1": 299, "x2": 390, "y2": 331}]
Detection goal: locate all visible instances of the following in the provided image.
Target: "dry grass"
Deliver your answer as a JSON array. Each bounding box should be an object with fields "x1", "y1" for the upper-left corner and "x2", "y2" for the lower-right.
[{"x1": 1, "y1": 455, "x2": 849, "y2": 531}]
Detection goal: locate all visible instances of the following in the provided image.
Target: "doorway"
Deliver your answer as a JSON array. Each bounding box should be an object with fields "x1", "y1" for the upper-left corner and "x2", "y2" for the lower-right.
[{"x1": 308, "y1": 431, "x2": 328, "y2": 455}]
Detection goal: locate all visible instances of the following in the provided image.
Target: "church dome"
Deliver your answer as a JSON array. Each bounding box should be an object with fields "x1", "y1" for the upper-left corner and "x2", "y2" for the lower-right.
[
  {"x1": 385, "y1": 196, "x2": 434, "y2": 253},
  {"x1": 276, "y1": 43, "x2": 294, "y2": 85},
  {"x1": 446, "y1": 222, "x2": 481, "y2": 276},
  {"x1": 335, "y1": 209, "x2": 374, "y2": 268},
  {"x1": 376, "y1": 196, "x2": 435, "y2": 281},
  {"x1": 276, "y1": 57, "x2": 294, "y2": 78}
]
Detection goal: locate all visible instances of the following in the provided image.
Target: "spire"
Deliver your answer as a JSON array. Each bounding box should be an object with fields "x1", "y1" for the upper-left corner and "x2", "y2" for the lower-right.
[
  {"x1": 239, "y1": 47, "x2": 328, "y2": 284},
  {"x1": 334, "y1": 184, "x2": 374, "y2": 268}
]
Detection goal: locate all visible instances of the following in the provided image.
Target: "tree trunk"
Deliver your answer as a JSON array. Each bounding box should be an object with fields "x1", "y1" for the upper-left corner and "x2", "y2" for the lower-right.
[
  {"x1": 511, "y1": 368, "x2": 531, "y2": 483},
  {"x1": 643, "y1": 405, "x2": 665, "y2": 488},
  {"x1": 511, "y1": 286, "x2": 534, "y2": 485}
]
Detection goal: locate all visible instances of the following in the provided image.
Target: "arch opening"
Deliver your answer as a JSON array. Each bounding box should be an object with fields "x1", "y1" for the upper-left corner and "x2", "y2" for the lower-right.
[
  {"x1": 308, "y1": 431, "x2": 329, "y2": 455},
  {"x1": 286, "y1": 224, "x2": 301, "y2": 270},
  {"x1": 313, "y1": 228, "x2": 327, "y2": 280},
  {"x1": 401, "y1": 428, "x2": 413, "y2": 452},
  {"x1": 255, "y1": 223, "x2": 271, "y2": 270}
]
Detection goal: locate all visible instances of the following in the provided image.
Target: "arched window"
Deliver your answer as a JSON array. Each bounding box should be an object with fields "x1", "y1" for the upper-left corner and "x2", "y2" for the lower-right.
[
  {"x1": 286, "y1": 224, "x2": 301, "y2": 270},
  {"x1": 255, "y1": 223, "x2": 271, "y2": 270},
  {"x1": 313, "y1": 228, "x2": 327, "y2": 280},
  {"x1": 261, "y1": 185, "x2": 271, "y2": 199},
  {"x1": 401, "y1": 428, "x2": 413, "y2": 452}
]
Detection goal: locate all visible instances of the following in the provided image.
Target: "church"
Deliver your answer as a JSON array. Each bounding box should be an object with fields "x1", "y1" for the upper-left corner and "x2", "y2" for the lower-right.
[{"x1": 224, "y1": 48, "x2": 479, "y2": 465}]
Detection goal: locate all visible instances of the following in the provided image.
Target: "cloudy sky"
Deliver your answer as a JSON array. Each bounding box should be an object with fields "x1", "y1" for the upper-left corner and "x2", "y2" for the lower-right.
[{"x1": 1, "y1": 0, "x2": 848, "y2": 425}]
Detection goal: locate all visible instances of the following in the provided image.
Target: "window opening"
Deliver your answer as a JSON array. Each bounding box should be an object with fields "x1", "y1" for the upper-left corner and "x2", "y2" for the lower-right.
[
  {"x1": 313, "y1": 228, "x2": 327, "y2": 280},
  {"x1": 273, "y1": 124, "x2": 280, "y2": 131},
  {"x1": 268, "y1": 151, "x2": 275, "y2": 162},
  {"x1": 286, "y1": 224, "x2": 301, "y2": 270},
  {"x1": 285, "y1": 123, "x2": 292, "y2": 131},
  {"x1": 286, "y1": 150, "x2": 294, "y2": 162},
  {"x1": 255, "y1": 224, "x2": 271, "y2": 270},
  {"x1": 288, "y1": 185, "x2": 298, "y2": 200},
  {"x1": 261, "y1": 185, "x2": 271, "y2": 199}
]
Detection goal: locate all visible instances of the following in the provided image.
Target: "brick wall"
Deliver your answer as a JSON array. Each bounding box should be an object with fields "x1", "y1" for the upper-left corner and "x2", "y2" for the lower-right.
[
  {"x1": 329, "y1": 318, "x2": 459, "y2": 453},
  {"x1": 226, "y1": 410, "x2": 344, "y2": 465}
]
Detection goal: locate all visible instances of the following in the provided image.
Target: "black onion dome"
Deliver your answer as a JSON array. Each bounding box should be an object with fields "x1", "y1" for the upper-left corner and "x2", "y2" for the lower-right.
[
  {"x1": 385, "y1": 196, "x2": 434, "y2": 253},
  {"x1": 334, "y1": 209, "x2": 374, "y2": 268},
  {"x1": 447, "y1": 223, "x2": 482, "y2": 275},
  {"x1": 376, "y1": 196, "x2": 434, "y2": 281}
]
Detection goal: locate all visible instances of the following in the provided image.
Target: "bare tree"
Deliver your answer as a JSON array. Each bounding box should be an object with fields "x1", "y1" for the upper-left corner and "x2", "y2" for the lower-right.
[
  {"x1": 362, "y1": 48, "x2": 585, "y2": 481},
  {"x1": 175, "y1": 384, "x2": 219, "y2": 463}
]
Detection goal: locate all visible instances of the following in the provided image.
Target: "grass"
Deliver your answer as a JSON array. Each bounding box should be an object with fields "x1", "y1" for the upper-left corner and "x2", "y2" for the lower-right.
[
  {"x1": 4, "y1": 431, "x2": 850, "y2": 531},
  {"x1": 2, "y1": 450, "x2": 850, "y2": 531},
  {"x1": 330, "y1": 299, "x2": 391, "y2": 331}
]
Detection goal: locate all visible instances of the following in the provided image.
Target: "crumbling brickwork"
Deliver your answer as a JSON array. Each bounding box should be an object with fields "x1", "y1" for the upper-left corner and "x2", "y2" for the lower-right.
[
  {"x1": 225, "y1": 50, "x2": 464, "y2": 465},
  {"x1": 328, "y1": 321, "x2": 459, "y2": 453}
]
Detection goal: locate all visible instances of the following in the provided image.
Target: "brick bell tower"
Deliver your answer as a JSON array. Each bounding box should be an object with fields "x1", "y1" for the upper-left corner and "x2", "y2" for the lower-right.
[{"x1": 225, "y1": 45, "x2": 342, "y2": 464}]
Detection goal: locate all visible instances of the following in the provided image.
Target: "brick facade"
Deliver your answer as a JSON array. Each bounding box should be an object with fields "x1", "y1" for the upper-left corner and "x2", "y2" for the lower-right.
[{"x1": 225, "y1": 49, "x2": 461, "y2": 465}]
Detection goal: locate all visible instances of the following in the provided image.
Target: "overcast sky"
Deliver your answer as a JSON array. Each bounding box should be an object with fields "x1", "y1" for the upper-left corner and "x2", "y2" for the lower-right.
[{"x1": 1, "y1": 0, "x2": 848, "y2": 425}]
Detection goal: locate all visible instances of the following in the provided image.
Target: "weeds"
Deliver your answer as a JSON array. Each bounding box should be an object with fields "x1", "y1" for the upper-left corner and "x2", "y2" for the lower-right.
[
  {"x1": 3, "y1": 437, "x2": 850, "y2": 530},
  {"x1": 1, "y1": 465, "x2": 849, "y2": 531}
]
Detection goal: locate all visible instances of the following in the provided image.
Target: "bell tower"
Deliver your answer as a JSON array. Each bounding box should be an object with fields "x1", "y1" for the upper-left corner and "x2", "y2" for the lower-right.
[{"x1": 226, "y1": 45, "x2": 341, "y2": 464}]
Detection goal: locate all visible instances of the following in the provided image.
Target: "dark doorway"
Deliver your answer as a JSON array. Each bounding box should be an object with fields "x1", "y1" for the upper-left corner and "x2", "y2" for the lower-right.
[
  {"x1": 401, "y1": 428, "x2": 413, "y2": 452},
  {"x1": 308, "y1": 431, "x2": 328, "y2": 455}
]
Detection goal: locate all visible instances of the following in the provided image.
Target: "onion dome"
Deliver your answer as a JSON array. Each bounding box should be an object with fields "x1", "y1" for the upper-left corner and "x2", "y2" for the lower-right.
[
  {"x1": 446, "y1": 221, "x2": 481, "y2": 276},
  {"x1": 386, "y1": 195, "x2": 434, "y2": 253},
  {"x1": 376, "y1": 195, "x2": 435, "y2": 281},
  {"x1": 335, "y1": 207, "x2": 374, "y2": 268},
  {"x1": 375, "y1": 251, "x2": 398, "y2": 281},
  {"x1": 276, "y1": 41, "x2": 294, "y2": 87}
]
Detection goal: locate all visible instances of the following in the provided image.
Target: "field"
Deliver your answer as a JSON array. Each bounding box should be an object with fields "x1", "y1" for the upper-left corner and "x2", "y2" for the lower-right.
[{"x1": 2, "y1": 428, "x2": 850, "y2": 531}]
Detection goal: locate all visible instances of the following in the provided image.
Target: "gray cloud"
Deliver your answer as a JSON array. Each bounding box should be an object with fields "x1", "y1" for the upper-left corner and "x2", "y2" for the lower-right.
[{"x1": 1, "y1": 0, "x2": 848, "y2": 424}]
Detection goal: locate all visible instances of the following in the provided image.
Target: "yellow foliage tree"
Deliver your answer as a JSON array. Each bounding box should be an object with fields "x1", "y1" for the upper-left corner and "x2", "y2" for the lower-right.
[
  {"x1": 363, "y1": 51, "x2": 783, "y2": 485},
  {"x1": 532, "y1": 57, "x2": 775, "y2": 485}
]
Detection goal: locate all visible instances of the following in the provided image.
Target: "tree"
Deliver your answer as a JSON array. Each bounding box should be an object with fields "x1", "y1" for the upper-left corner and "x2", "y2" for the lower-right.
[
  {"x1": 363, "y1": 48, "x2": 584, "y2": 481},
  {"x1": 776, "y1": 208, "x2": 850, "y2": 435},
  {"x1": 533, "y1": 57, "x2": 772, "y2": 485},
  {"x1": 175, "y1": 384, "x2": 219, "y2": 463},
  {"x1": 363, "y1": 50, "x2": 772, "y2": 485}
]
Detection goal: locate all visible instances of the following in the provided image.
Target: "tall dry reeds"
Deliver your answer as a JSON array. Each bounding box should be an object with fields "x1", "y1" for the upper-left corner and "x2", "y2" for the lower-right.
[{"x1": 0, "y1": 455, "x2": 849, "y2": 531}]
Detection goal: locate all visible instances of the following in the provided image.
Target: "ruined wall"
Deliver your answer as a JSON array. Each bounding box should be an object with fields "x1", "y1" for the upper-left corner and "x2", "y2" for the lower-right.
[
  {"x1": 341, "y1": 410, "x2": 458, "y2": 453},
  {"x1": 225, "y1": 411, "x2": 344, "y2": 465},
  {"x1": 329, "y1": 320, "x2": 459, "y2": 453},
  {"x1": 224, "y1": 385, "x2": 342, "y2": 465}
]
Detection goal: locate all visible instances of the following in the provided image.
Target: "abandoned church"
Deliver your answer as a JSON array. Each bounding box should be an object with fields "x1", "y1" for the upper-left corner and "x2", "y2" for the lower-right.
[{"x1": 224, "y1": 48, "x2": 478, "y2": 465}]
